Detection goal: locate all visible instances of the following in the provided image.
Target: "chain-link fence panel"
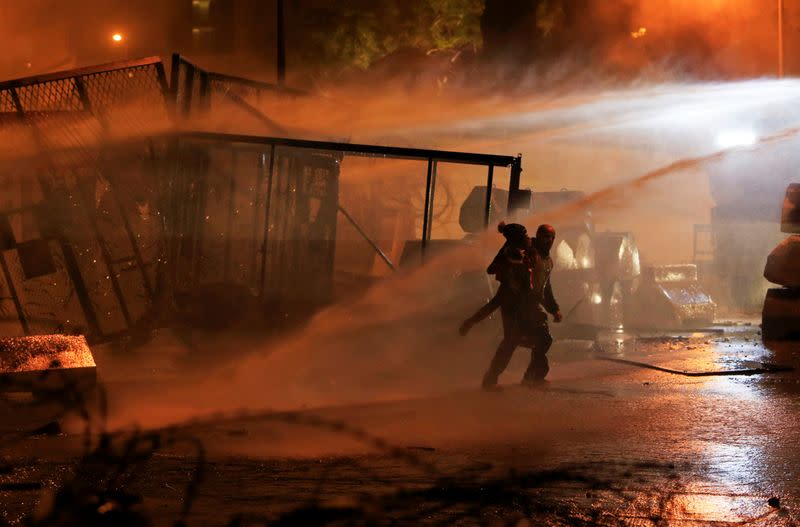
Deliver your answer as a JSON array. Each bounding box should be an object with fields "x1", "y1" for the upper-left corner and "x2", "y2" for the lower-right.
[
  {"x1": 162, "y1": 137, "x2": 339, "y2": 323},
  {"x1": 262, "y1": 149, "x2": 339, "y2": 311},
  {"x1": 0, "y1": 55, "x2": 521, "y2": 343},
  {"x1": 1, "y1": 58, "x2": 169, "y2": 161},
  {"x1": 171, "y1": 54, "x2": 303, "y2": 134},
  {"x1": 80, "y1": 63, "x2": 170, "y2": 136},
  {"x1": 0, "y1": 58, "x2": 170, "y2": 341}
]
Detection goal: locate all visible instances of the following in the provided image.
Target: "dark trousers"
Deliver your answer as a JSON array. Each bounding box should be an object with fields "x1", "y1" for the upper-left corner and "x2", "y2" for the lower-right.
[{"x1": 482, "y1": 301, "x2": 553, "y2": 387}]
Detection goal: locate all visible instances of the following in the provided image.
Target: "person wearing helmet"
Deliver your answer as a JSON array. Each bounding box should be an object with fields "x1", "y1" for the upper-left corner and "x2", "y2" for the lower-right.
[
  {"x1": 460, "y1": 223, "x2": 562, "y2": 390},
  {"x1": 514, "y1": 224, "x2": 562, "y2": 386}
]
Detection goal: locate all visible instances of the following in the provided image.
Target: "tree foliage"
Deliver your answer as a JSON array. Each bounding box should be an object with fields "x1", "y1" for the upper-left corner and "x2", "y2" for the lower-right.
[
  {"x1": 535, "y1": 0, "x2": 565, "y2": 37},
  {"x1": 290, "y1": 0, "x2": 627, "y2": 73},
  {"x1": 292, "y1": 0, "x2": 483, "y2": 71},
  {"x1": 427, "y1": 0, "x2": 484, "y2": 50}
]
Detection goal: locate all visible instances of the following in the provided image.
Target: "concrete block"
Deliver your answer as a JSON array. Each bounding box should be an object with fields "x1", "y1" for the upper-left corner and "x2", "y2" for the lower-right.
[{"x1": 0, "y1": 335, "x2": 96, "y2": 393}]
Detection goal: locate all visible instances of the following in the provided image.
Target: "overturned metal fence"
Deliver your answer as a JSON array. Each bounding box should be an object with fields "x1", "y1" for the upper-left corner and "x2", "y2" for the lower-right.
[
  {"x1": 0, "y1": 55, "x2": 522, "y2": 344},
  {"x1": 171, "y1": 53, "x2": 303, "y2": 134},
  {"x1": 0, "y1": 58, "x2": 169, "y2": 341}
]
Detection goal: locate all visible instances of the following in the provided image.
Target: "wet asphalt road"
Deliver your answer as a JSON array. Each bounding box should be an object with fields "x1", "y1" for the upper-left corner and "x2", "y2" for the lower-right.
[{"x1": 0, "y1": 324, "x2": 799, "y2": 526}]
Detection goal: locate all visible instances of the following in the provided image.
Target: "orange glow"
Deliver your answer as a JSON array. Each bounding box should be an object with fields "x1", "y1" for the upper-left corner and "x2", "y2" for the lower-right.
[
  {"x1": 631, "y1": 27, "x2": 648, "y2": 39},
  {"x1": 112, "y1": 33, "x2": 123, "y2": 42}
]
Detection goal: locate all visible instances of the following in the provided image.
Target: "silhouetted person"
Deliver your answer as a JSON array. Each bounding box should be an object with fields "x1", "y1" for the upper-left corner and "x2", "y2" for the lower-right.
[
  {"x1": 462, "y1": 223, "x2": 562, "y2": 390},
  {"x1": 459, "y1": 222, "x2": 530, "y2": 336}
]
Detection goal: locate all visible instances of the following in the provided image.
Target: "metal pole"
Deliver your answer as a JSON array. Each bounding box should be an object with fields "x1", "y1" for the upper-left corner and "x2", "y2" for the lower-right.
[
  {"x1": 199, "y1": 71, "x2": 210, "y2": 111},
  {"x1": 170, "y1": 53, "x2": 181, "y2": 109},
  {"x1": 779, "y1": 0, "x2": 785, "y2": 78},
  {"x1": 250, "y1": 153, "x2": 266, "y2": 284},
  {"x1": 483, "y1": 165, "x2": 494, "y2": 229},
  {"x1": 224, "y1": 150, "x2": 238, "y2": 281},
  {"x1": 426, "y1": 160, "x2": 438, "y2": 241},
  {"x1": 507, "y1": 155, "x2": 523, "y2": 214},
  {"x1": 338, "y1": 205, "x2": 396, "y2": 272},
  {"x1": 509, "y1": 156, "x2": 522, "y2": 195},
  {"x1": 188, "y1": 148, "x2": 208, "y2": 288},
  {"x1": 259, "y1": 145, "x2": 276, "y2": 297},
  {"x1": 421, "y1": 158, "x2": 434, "y2": 261},
  {"x1": 277, "y1": 0, "x2": 286, "y2": 85},
  {"x1": 182, "y1": 63, "x2": 195, "y2": 118}
]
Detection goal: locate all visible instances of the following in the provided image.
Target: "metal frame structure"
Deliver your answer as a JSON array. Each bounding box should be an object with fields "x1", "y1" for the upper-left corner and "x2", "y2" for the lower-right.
[
  {"x1": 170, "y1": 54, "x2": 303, "y2": 134},
  {"x1": 0, "y1": 56, "x2": 170, "y2": 342},
  {"x1": 0, "y1": 53, "x2": 523, "y2": 343},
  {"x1": 0, "y1": 56, "x2": 169, "y2": 106},
  {"x1": 178, "y1": 131, "x2": 522, "y2": 253}
]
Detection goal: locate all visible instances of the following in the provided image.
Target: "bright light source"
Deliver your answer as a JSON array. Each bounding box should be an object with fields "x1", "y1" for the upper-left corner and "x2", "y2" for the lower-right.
[
  {"x1": 715, "y1": 129, "x2": 757, "y2": 149},
  {"x1": 112, "y1": 33, "x2": 123, "y2": 42},
  {"x1": 591, "y1": 293, "x2": 603, "y2": 305}
]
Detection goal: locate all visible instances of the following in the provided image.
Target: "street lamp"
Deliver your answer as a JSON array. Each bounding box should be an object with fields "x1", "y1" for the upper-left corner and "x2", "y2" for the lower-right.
[{"x1": 111, "y1": 33, "x2": 129, "y2": 60}]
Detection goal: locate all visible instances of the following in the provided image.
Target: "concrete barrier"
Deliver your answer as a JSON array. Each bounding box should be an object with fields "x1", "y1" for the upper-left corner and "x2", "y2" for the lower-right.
[{"x1": 0, "y1": 335, "x2": 96, "y2": 393}]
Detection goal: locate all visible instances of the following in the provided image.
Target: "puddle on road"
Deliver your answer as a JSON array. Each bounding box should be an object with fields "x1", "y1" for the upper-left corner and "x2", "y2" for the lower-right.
[
  {"x1": 625, "y1": 481, "x2": 777, "y2": 524},
  {"x1": 593, "y1": 329, "x2": 637, "y2": 355},
  {"x1": 585, "y1": 327, "x2": 799, "y2": 518}
]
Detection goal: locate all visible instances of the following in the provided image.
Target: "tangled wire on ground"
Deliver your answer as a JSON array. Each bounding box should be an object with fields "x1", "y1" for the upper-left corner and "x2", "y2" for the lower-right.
[{"x1": 0, "y1": 370, "x2": 787, "y2": 526}]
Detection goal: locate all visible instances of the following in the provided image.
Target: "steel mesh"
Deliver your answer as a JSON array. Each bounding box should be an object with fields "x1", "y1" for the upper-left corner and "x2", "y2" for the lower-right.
[
  {"x1": 0, "y1": 60, "x2": 169, "y2": 340},
  {"x1": 81, "y1": 65, "x2": 170, "y2": 135},
  {"x1": 0, "y1": 56, "x2": 510, "y2": 342},
  {"x1": 8, "y1": 242, "x2": 86, "y2": 335},
  {"x1": 0, "y1": 90, "x2": 15, "y2": 113},
  {"x1": 14, "y1": 79, "x2": 83, "y2": 112},
  {"x1": 167, "y1": 140, "x2": 338, "y2": 314}
]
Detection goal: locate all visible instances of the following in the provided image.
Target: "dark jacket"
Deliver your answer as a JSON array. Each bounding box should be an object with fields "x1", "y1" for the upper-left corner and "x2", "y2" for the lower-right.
[
  {"x1": 526, "y1": 246, "x2": 559, "y2": 316},
  {"x1": 487, "y1": 244, "x2": 531, "y2": 293}
]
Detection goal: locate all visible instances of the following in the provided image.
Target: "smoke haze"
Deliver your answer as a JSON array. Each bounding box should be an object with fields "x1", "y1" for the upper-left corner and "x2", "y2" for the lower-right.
[{"x1": 3, "y1": 2, "x2": 800, "y2": 455}]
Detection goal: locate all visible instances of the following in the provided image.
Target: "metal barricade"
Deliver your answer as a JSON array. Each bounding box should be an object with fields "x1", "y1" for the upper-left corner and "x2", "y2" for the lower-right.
[
  {"x1": 0, "y1": 58, "x2": 169, "y2": 341},
  {"x1": 0, "y1": 55, "x2": 523, "y2": 344}
]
